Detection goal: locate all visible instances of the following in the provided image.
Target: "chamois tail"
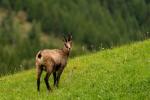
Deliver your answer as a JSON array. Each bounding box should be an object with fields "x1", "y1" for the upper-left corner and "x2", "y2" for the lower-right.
[
  {"x1": 38, "y1": 51, "x2": 42, "y2": 58},
  {"x1": 36, "y1": 51, "x2": 44, "y2": 64}
]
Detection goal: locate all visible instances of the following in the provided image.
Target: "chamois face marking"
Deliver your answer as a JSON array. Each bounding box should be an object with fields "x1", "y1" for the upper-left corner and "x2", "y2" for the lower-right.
[{"x1": 64, "y1": 41, "x2": 72, "y2": 51}]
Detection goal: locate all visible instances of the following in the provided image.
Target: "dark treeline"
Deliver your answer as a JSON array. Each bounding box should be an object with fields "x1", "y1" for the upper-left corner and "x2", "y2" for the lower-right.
[{"x1": 0, "y1": 0, "x2": 149, "y2": 76}]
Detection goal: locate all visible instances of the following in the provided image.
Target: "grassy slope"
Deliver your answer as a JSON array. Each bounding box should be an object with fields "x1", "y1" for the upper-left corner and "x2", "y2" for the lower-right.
[{"x1": 0, "y1": 40, "x2": 150, "y2": 100}]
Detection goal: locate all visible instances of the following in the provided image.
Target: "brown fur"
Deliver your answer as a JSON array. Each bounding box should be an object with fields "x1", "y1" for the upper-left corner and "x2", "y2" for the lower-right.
[{"x1": 35, "y1": 34, "x2": 72, "y2": 92}]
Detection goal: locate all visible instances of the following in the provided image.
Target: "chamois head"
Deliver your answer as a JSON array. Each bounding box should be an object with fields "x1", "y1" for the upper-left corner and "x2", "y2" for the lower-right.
[{"x1": 63, "y1": 34, "x2": 72, "y2": 52}]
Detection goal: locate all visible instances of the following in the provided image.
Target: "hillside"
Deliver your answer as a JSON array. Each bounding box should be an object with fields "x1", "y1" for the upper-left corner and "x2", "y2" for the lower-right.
[
  {"x1": 0, "y1": 0, "x2": 149, "y2": 76},
  {"x1": 0, "y1": 40, "x2": 150, "y2": 100}
]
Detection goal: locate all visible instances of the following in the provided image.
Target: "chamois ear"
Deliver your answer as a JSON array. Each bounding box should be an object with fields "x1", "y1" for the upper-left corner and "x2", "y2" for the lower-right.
[{"x1": 68, "y1": 33, "x2": 72, "y2": 41}]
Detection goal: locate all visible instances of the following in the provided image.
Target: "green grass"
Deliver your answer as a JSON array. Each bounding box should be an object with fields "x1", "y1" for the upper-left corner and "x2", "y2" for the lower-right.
[{"x1": 0, "y1": 40, "x2": 150, "y2": 100}]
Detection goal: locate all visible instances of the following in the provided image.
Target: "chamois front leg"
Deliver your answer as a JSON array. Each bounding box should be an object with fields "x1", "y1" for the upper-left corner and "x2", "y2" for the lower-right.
[
  {"x1": 44, "y1": 72, "x2": 51, "y2": 91},
  {"x1": 53, "y1": 72, "x2": 57, "y2": 86},
  {"x1": 55, "y1": 67, "x2": 64, "y2": 87}
]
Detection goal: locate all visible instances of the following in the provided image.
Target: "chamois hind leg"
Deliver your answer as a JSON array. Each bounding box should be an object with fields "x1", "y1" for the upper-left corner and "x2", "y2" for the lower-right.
[
  {"x1": 44, "y1": 63, "x2": 53, "y2": 91},
  {"x1": 36, "y1": 66, "x2": 43, "y2": 92}
]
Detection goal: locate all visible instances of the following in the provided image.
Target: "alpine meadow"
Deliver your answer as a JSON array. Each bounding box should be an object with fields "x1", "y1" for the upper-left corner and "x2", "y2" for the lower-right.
[{"x1": 0, "y1": 40, "x2": 150, "y2": 99}]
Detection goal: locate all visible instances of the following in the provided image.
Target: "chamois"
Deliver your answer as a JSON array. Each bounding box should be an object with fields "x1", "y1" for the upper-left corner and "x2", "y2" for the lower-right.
[{"x1": 35, "y1": 34, "x2": 72, "y2": 92}]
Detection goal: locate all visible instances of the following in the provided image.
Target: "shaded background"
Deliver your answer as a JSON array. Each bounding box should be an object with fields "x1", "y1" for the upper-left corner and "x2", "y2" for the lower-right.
[{"x1": 0, "y1": 0, "x2": 149, "y2": 76}]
